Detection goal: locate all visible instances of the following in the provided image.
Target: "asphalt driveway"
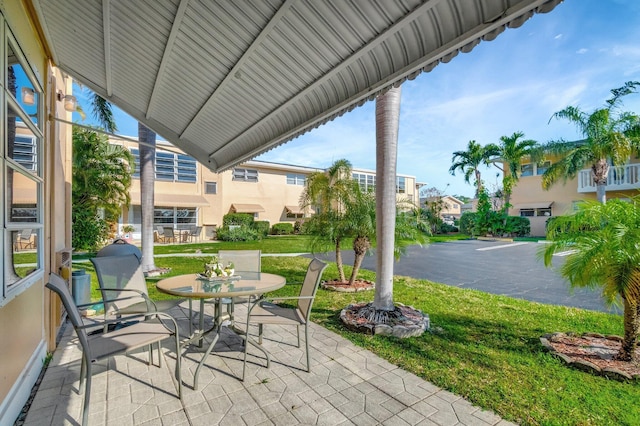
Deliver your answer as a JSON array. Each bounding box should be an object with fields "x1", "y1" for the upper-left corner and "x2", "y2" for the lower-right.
[{"x1": 308, "y1": 239, "x2": 620, "y2": 314}]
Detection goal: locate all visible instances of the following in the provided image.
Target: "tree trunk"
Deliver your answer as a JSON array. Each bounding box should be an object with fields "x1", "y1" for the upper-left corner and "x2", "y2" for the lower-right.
[
  {"x1": 335, "y1": 237, "x2": 346, "y2": 282},
  {"x1": 373, "y1": 86, "x2": 401, "y2": 311},
  {"x1": 475, "y1": 168, "x2": 482, "y2": 197},
  {"x1": 592, "y1": 159, "x2": 609, "y2": 204},
  {"x1": 138, "y1": 123, "x2": 156, "y2": 272},
  {"x1": 349, "y1": 236, "x2": 370, "y2": 285},
  {"x1": 616, "y1": 295, "x2": 639, "y2": 361}
]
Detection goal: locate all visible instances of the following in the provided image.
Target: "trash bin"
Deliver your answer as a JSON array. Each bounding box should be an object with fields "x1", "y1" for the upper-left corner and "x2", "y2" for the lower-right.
[
  {"x1": 97, "y1": 238, "x2": 142, "y2": 262},
  {"x1": 71, "y1": 269, "x2": 91, "y2": 306}
]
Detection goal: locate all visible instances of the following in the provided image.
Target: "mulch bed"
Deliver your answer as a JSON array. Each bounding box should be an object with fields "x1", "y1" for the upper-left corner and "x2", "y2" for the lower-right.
[
  {"x1": 541, "y1": 332, "x2": 640, "y2": 381},
  {"x1": 321, "y1": 279, "x2": 374, "y2": 292}
]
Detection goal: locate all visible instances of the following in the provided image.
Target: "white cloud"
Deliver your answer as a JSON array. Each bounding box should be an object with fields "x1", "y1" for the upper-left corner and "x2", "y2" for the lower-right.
[
  {"x1": 576, "y1": 48, "x2": 588, "y2": 54},
  {"x1": 554, "y1": 33, "x2": 563, "y2": 40}
]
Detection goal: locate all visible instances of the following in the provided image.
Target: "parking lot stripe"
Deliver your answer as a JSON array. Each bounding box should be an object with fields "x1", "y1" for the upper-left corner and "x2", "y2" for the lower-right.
[{"x1": 476, "y1": 242, "x2": 529, "y2": 251}]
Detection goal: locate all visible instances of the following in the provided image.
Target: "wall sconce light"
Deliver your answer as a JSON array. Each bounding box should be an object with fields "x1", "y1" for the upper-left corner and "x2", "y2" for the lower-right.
[
  {"x1": 21, "y1": 87, "x2": 35, "y2": 106},
  {"x1": 57, "y1": 91, "x2": 77, "y2": 112}
]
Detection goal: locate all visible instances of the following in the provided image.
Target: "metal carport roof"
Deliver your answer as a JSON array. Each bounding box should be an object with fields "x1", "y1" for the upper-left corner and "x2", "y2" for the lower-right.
[{"x1": 29, "y1": 0, "x2": 562, "y2": 170}]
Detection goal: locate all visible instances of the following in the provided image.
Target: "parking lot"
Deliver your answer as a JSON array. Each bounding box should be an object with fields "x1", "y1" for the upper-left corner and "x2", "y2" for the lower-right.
[{"x1": 311, "y1": 239, "x2": 620, "y2": 314}]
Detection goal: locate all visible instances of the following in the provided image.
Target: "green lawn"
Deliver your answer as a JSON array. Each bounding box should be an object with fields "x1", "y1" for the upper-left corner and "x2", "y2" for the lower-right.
[{"x1": 71, "y1": 237, "x2": 638, "y2": 425}]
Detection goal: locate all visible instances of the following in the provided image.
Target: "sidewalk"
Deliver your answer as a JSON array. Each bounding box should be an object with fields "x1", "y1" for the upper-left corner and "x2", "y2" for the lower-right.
[{"x1": 20, "y1": 302, "x2": 516, "y2": 425}]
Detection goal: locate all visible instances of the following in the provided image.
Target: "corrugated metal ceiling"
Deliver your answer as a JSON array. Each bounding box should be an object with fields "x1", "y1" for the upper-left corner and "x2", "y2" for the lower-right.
[{"x1": 30, "y1": 0, "x2": 562, "y2": 171}]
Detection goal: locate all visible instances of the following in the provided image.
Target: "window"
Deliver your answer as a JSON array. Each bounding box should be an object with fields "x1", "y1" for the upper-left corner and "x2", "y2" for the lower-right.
[
  {"x1": 353, "y1": 172, "x2": 375, "y2": 192},
  {"x1": 233, "y1": 168, "x2": 258, "y2": 182},
  {"x1": 3, "y1": 26, "x2": 45, "y2": 301},
  {"x1": 130, "y1": 148, "x2": 197, "y2": 182},
  {"x1": 536, "y1": 161, "x2": 551, "y2": 175},
  {"x1": 13, "y1": 134, "x2": 36, "y2": 171},
  {"x1": 520, "y1": 164, "x2": 533, "y2": 177},
  {"x1": 149, "y1": 206, "x2": 197, "y2": 229},
  {"x1": 205, "y1": 181, "x2": 217, "y2": 194},
  {"x1": 130, "y1": 148, "x2": 140, "y2": 178},
  {"x1": 396, "y1": 176, "x2": 406, "y2": 194},
  {"x1": 286, "y1": 173, "x2": 306, "y2": 185},
  {"x1": 520, "y1": 208, "x2": 551, "y2": 217}
]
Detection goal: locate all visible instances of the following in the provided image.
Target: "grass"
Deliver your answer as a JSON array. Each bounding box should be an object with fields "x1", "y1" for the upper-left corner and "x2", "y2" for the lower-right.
[{"x1": 69, "y1": 235, "x2": 638, "y2": 424}]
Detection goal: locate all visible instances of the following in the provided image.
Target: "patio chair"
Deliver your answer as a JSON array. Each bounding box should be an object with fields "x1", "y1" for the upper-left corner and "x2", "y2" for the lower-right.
[
  {"x1": 46, "y1": 273, "x2": 183, "y2": 426},
  {"x1": 215, "y1": 250, "x2": 261, "y2": 321},
  {"x1": 91, "y1": 254, "x2": 185, "y2": 319},
  {"x1": 16, "y1": 228, "x2": 34, "y2": 250},
  {"x1": 242, "y1": 258, "x2": 327, "y2": 380},
  {"x1": 155, "y1": 225, "x2": 166, "y2": 243},
  {"x1": 163, "y1": 226, "x2": 177, "y2": 243},
  {"x1": 188, "y1": 225, "x2": 203, "y2": 242}
]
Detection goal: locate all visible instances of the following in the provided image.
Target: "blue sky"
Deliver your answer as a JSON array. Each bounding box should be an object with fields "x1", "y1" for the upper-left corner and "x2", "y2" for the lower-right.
[{"x1": 74, "y1": 0, "x2": 640, "y2": 198}]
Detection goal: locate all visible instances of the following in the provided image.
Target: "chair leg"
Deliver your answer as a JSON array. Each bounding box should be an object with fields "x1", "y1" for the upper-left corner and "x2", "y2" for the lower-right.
[
  {"x1": 82, "y1": 360, "x2": 92, "y2": 426},
  {"x1": 305, "y1": 323, "x2": 310, "y2": 372},
  {"x1": 258, "y1": 324, "x2": 263, "y2": 345},
  {"x1": 296, "y1": 325, "x2": 301, "y2": 348},
  {"x1": 157, "y1": 341, "x2": 162, "y2": 367},
  {"x1": 79, "y1": 356, "x2": 87, "y2": 393},
  {"x1": 174, "y1": 331, "x2": 183, "y2": 399}
]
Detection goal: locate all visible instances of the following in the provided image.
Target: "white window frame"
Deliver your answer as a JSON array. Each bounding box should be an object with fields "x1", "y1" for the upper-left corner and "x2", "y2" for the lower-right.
[
  {"x1": 286, "y1": 173, "x2": 306, "y2": 185},
  {"x1": 233, "y1": 168, "x2": 259, "y2": 182},
  {"x1": 130, "y1": 148, "x2": 197, "y2": 183},
  {"x1": 2, "y1": 22, "x2": 45, "y2": 305},
  {"x1": 205, "y1": 181, "x2": 217, "y2": 194}
]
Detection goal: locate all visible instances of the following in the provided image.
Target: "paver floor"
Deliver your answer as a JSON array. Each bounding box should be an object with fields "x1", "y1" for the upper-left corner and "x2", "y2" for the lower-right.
[{"x1": 21, "y1": 303, "x2": 516, "y2": 425}]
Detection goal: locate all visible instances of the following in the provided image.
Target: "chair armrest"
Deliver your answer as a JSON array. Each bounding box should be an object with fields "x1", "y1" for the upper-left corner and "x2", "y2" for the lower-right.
[
  {"x1": 98, "y1": 289, "x2": 159, "y2": 311},
  {"x1": 76, "y1": 311, "x2": 179, "y2": 335}
]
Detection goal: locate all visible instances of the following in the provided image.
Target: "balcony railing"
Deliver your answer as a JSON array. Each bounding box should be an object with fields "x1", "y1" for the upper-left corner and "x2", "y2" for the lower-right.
[{"x1": 578, "y1": 163, "x2": 640, "y2": 193}]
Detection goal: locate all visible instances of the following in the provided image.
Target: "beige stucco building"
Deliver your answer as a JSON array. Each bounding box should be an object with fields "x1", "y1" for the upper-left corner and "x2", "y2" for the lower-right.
[
  {"x1": 508, "y1": 156, "x2": 640, "y2": 236},
  {"x1": 114, "y1": 139, "x2": 421, "y2": 239}
]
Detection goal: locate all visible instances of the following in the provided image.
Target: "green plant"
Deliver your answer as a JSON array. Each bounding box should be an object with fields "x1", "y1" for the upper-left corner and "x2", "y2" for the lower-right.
[
  {"x1": 121, "y1": 224, "x2": 135, "y2": 233},
  {"x1": 459, "y1": 211, "x2": 476, "y2": 235},
  {"x1": 542, "y1": 81, "x2": 640, "y2": 203},
  {"x1": 252, "y1": 220, "x2": 270, "y2": 237},
  {"x1": 293, "y1": 219, "x2": 307, "y2": 234},
  {"x1": 271, "y1": 222, "x2": 294, "y2": 235},
  {"x1": 72, "y1": 127, "x2": 133, "y2": 251},
  {"x1": 542, "y1": 196, "x2": 640, "y2": 361},
  {"x1": 504, "y1": 216, "x2": 530, "y2": 237},
  {"x1": 216, "y1": 225, "x2": 260, "y2": 242},
  {"x1": 222, "y1": 213, "x2": 254, "y2": 227}
]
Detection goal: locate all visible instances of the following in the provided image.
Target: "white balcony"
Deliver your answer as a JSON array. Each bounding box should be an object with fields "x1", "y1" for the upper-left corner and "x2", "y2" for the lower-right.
[{"x1": 578, "y1": 163, "x2": 640, "y2": 193}]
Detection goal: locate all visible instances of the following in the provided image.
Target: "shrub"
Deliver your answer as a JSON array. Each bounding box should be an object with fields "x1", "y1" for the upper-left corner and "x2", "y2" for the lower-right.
[
  {"x1": 505, "y1": 216, "x2": 530, "y2": 237},
  {"x1": 438, "y1": 223, "x2": 459, "y2": 234},
  {"x1": 222, "y1": 213, "x2": 254, "y2": 227},
  {"x1": 216, "y1": 225, "x2": 260, "y2": 242},
  {"x1": 272, "y1": 222, "x2": 294, "y2": 235},
  {"x1": 252, "y1": 220, "x2": 270, "y2": 237},
  {"x1": 294, "y1": 219, "x2": 308, "y2": 234},
  {"x1": 459, "y1": 212, "x2": 476, "y2": 235}
]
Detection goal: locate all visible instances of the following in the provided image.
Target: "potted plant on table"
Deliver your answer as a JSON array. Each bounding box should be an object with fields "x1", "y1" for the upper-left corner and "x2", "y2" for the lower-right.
[{"x1": 121, "y1": 225, "x2": 135, "y2": 243}]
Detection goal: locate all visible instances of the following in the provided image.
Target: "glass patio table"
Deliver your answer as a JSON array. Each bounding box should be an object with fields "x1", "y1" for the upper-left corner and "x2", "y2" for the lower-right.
[{"x1": 156, "y1": 272, "x2": 285, "y2": 388}]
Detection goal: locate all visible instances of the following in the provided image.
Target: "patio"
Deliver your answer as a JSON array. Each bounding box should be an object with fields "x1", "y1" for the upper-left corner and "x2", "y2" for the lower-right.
[{"x1": 20, "y1": 303, "x2": 513, "y2": 426}]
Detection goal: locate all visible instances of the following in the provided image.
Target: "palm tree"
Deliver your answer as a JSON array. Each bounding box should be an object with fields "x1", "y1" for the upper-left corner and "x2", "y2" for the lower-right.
[
  {"x1": 343, "y1": 189, "x2": 376, "y2": 285},
  {"x1": 491, "y1": 131, "x2": 539, "y2": 214},
  {"x1": 373, "y1": 86, "x2": 402, "y2": 312},
  {"x1": 542, "y1": 197, "x2": 640, "y2": 361},
  {"x1": 542, "y1": 81, "x2": 640, "y2": 203},
  {"x1": 449, "y1": 140, "x2": 499, "y2": 197},
  {"x1": 90, "y1": 94, "x2": 117, "y2": 133},
  {"x1": 138, "y1": 123, "x2": 157, "y2": 273},
  {"x1": 300, "y1": 158, "x2": 354, "y2": 282}
]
